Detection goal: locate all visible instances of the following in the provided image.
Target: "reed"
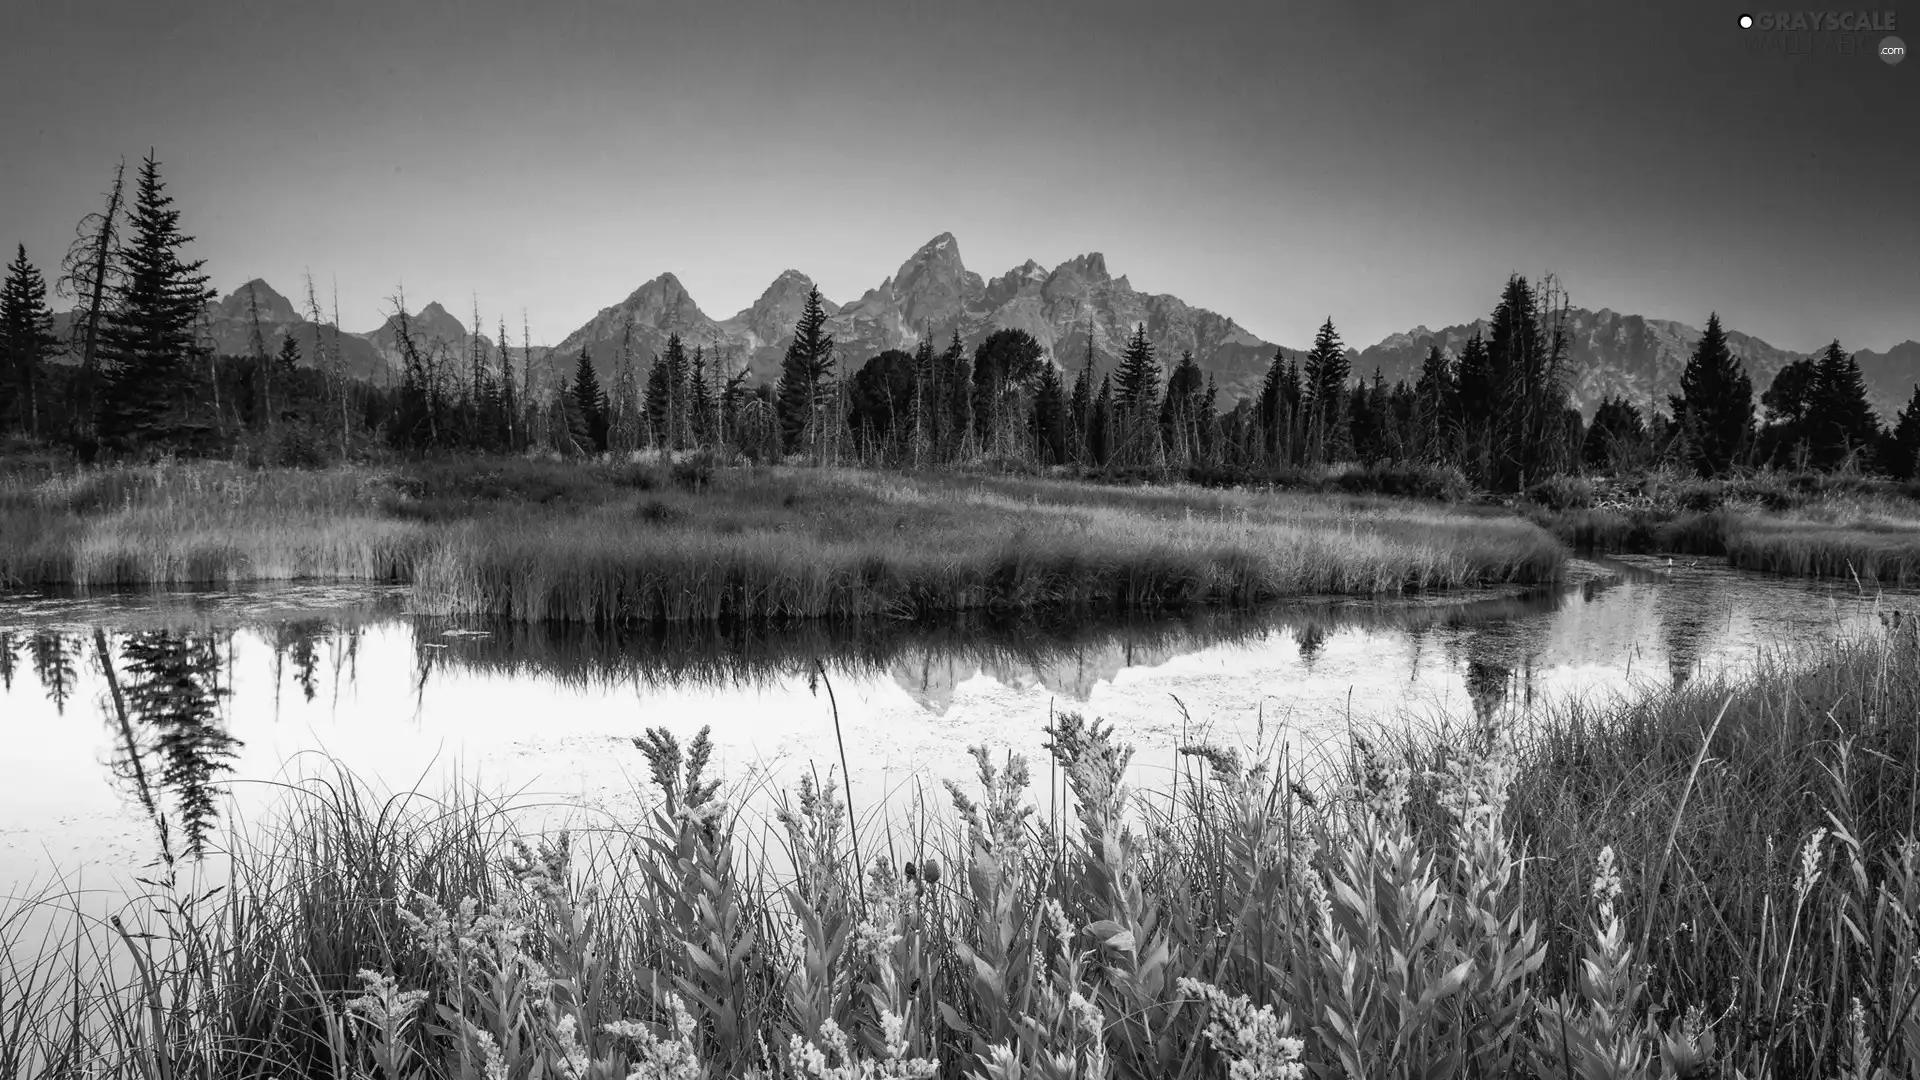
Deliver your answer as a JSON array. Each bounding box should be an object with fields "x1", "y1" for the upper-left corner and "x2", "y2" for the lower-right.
[
  {"x1": 1, "y1": 460, "x2": 1564, "y2": 623},
  {"x1": 5, "y1": 617, "x2": 1919, "y2": 1078}
]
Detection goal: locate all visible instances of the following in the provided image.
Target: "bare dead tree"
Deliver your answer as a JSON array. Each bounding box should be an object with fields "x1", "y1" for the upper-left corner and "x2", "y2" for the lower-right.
[
  {"x1": 330, "y1": 280, "x2": 349, "y2": 456},
  {"x1": 246, "y1": 282, "x2": 271, "y2": 432},
  {"x1": 57, "y1": 158, "x2": 127, "y2": 444}
]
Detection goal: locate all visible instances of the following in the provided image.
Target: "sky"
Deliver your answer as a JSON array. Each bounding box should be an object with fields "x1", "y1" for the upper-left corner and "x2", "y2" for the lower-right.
[{"x1": 0, "y1": 0, "x2": 1914, "y2": 352}]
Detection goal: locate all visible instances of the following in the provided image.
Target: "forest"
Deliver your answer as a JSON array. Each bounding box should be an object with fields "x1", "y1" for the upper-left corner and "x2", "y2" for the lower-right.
[{"x1": 5, "y1": 153, "x2": 1919, "y2": 496}]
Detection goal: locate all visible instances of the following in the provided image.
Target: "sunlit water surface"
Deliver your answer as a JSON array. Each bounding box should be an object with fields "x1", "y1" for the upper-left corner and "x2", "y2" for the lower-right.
[{"x1": 2, "y1": 557, "x2": 1914, "y2": 903}]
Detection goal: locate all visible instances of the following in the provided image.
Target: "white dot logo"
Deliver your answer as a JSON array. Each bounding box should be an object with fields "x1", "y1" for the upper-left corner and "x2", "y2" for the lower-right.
[
  {"x1": 1739, "y1": 13, "x2": 1754, "y2": 28},
  {"x1": 1883, "y1": 35, "x2": 1907, "y2": 64}
]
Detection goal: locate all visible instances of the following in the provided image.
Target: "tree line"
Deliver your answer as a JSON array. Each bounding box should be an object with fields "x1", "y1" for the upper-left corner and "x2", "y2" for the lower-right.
[{"x1": 6, "y1": 154, "x2": 1918, "y2": 484}]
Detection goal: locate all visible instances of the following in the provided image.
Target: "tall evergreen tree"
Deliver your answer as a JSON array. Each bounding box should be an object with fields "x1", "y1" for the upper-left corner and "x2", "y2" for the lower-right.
[
  {"x1": 1482, "y1": 275, "x2": 1573, "y2": 489},
  {"x1": 0, "y1": 244, "x2": 60, "y2": 436},
  {"x1": 688, "y1": 345, "x2": 716, "y2": 444},
  {"x1": 1159, "y1": 348, "x2": 1206, "y2": 462},
  {"x1": 1412, "y1": 344, "x2": 1456, "y2": 462},
  {"x1": 1668, "y1": 313, "x2": 1754, "y2": 476},
  {"x1": 646, "y1": 336, "x2": 688, "y2": 449},
  {"x1": 939, "y1": 330, "x2": 971, "y2": 459},
  {"x1": 1583, "y1": 395, "x2": 1649, "y2": 473},
  {"x1": 570, "y1": 346, "x2": 608, "y2": 451},
  {"x1": 1068, "y1": 321, "x2": 1097, "y2": 463},
  {"x1": 1030, "y1": 360, "x2": 1067, "y2": 464},
  {"x1": 96, "y1": 152, "x2": 216, "y2": 453},
  {"x1": 1112, "y1": 322, "x2": 1160, "y2": 415},
  {"x1": 775, "y1": 286, "x2": 835, "y2": 454},
  {"x1": 1257, "y1": 348, "x2": 1291, "y2": 462},
  {"x1": 1886, "y1": 383, "x2": 1920, "y2": 481},
  {"x1": 1809, "y1": 339, "x2": 1881, "y2": 471},
  {"x1": 1301, "y1": 317, "x2": 1350, "y2": 463},
  {"x1": 1090, "y1": 373, "x2": 1114, "y2": 466}
]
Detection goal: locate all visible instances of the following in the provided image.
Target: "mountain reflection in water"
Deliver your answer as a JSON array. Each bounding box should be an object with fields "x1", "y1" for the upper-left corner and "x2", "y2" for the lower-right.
[{"x1": 0, "y1": 558, "x2": 1911, "y2": 886}]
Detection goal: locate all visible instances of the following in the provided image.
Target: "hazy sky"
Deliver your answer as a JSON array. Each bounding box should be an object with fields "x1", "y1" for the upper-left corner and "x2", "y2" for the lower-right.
[{"x1": 1, "y1": 0, "x2": 1914, "y2": 351}]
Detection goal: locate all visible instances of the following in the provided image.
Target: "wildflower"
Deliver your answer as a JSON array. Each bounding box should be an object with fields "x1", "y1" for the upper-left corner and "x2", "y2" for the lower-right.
[
  {"x1": 1591, "y1": 846, "x2": 1622, "y2": 924},
  {"x1": 604, "y1": 992, "x2": 704, "y2": 1080},
  {"x1": 1042, "y1": 897, "x2": 1074, "y2": 960},
  {"x1": 1176, "y1": 978, "x2": 1307, "y2": 1080},
  {"x1": 1798, "y1": 827, "x2": 1828, "y2": 899},
  {"x1": 552, "y1": 1013, "x2": 590, "y2": 1079},
  {"x1": 343, "y1": 968, "x2": 429, "y2": 1027},
  {"x1": 790, "y1": 1014, "x2": 936, "y2": 1079}
]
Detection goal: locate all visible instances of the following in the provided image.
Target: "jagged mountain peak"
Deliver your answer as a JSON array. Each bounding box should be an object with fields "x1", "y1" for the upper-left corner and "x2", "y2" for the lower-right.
[{"x1": 214, "y1": 279, "x2": 301, "y2": 324}]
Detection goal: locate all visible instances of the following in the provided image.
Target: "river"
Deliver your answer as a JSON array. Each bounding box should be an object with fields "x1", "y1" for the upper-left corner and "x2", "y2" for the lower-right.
[{"x1": 1, "y1": 556, "x2": 1913, "y2": 898}]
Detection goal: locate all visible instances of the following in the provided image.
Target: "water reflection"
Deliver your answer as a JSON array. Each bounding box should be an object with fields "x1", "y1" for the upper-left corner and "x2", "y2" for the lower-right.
[{"x1": 0, "y1": 558, "x2": 1912, "y2": 884}]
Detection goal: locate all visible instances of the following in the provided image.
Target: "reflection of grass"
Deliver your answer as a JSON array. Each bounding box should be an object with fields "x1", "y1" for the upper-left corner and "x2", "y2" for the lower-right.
[
  {"x1": 418, "y1": 587, "x2": 1565, "y2": 691},
  {"x1": 6, "y1": 619, "x2": 1919, "y2": 1076},
  {"x1": 1, "y1": 460, "x2": 1564, "y2": 623}
]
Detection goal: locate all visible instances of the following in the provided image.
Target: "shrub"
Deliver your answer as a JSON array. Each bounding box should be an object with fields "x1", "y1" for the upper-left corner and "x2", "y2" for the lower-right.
[{"x1": 1525, "y1": 475, "x2": 1594, "y2": 511}]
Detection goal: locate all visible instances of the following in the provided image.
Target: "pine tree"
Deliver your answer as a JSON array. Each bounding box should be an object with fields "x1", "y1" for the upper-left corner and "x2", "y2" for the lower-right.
[
  {"x1": 274, "y1": 335, "x2": 301, "y2": 424},
  {"x1": 1090, "y1": 373, "x2": 1114, "y2": 466},
  {"x1": 96, "y1": 152, "x2": 216, "y2": 453},
  {"x1": 1069, "y1": 322, "x2": 1097, "y2": 464},
  {"x1": 1583, "y1": 395, "x2": 1649, "y2": 473},
  {"x1": 571, "y1": 346, "x2": 608, "y2": 452},
  {"x1": 688, "y1": 345, "x2": 715, "y2": 446},
  {"x1": 1412, "y1": 344, "x2": 1456, "y2": 462},
  {"x1": 1668, "y1": 313, "x2": 1754, "y2": 476},
  {"x1": 939, "y1": 330, "x2": 970, "y2": 460},
  {"x1": 1112, "y1": 322, "x2": 1160, "y2": 416},
  {"x1": 1160, "y1": 348, "x2": 1205, "y2": 462},
  {"x1": 644, "y1": 340, "x2": 676, "y2": 449},
  {"x1": 1031, "y1": 360, "x2": 1067, "y2": 464},
  {"x1": 1301, "y1": 317, "x2": 1350, "y2": 464},
  {"x1": 0, "y1": 245, "x2": 60, "y2": 436},
  {"x1": 1886, "y1": 383, "x2": 1920, "y2": 480},
  {"x1": 775, "y1": 286, "x2": 835, "y2": 454},
  {"x1": 1257, "y1": 348, "x2": 1291, "y2": 463},
  {"x1": 1808, "y1": 340, "x2": 1881, "y2": 471}
]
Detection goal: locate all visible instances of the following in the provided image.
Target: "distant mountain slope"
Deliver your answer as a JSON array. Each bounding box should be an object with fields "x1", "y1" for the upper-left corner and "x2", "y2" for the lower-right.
[{"x1": 1348, "y1": 309, "x2": 1918, "y2": 420}]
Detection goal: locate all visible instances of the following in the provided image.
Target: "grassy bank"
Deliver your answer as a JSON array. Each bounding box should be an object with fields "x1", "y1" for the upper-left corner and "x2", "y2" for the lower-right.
[
  {"x1": 1526, "y1": 470, "x2": 1920, "y2": 584},
  {"x1": 4, "y1": 619, "x2": 1918, "y2": 1078},
  {"x1": 0, "y1": 458, "x2": 1563, "y2": 623}
]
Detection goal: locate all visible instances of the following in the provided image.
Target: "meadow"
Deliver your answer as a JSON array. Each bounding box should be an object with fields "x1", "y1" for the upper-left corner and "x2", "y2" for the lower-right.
[
  {"x1": 2, "y1": 613, "x2": 1916, "y2": 1078},
  {"x1": 0, "y1": 457, "x2": 1565, "y2": 623}
]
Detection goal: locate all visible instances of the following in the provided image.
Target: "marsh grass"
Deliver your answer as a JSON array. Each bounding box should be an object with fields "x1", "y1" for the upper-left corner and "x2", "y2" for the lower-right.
[
  {"x1": 1532, "y1": 473, "x2": 1920, "y2": 584},
  {"x1": 7, "y1": 620, "x2": 1920, "y2": 1078},
  {"x1": 1, "y1": 460, "x2": 1565, "y2": 624}
]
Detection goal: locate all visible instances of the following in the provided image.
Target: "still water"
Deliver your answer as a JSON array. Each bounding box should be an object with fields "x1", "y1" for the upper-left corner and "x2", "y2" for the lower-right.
[{"x1": 1, "y1": 558, "x2": 1912, "y2": 897}]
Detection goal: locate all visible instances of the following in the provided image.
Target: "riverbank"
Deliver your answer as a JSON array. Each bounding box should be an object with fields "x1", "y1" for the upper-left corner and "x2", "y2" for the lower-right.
[
  {"x1": 1524, "y1": 470, "x2": 1920, "y2": 584},
  {"x1": 3, "y1": 614, "x2": 1915, "y2": 1078},
  {"x1": 0, "y1": 458, "x2": 1563, "y2": 623}
]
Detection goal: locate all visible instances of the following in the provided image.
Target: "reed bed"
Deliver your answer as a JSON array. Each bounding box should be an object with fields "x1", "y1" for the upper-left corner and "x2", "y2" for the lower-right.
[
  {"x1": 1, "y1": 460, "x2": 1564, "y2": 622},
  {"x1": 6, "y1": 619, "x2": 1920, "y2": 1078},
  {"x1": 1530, "y1": 472, "x2": 1920, "y2": 584}
]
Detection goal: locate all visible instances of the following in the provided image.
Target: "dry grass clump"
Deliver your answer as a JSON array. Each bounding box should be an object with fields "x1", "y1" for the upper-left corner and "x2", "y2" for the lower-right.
[
  {"x1": 0, "y1": 457, "x2": 1573, "y2": 619},
  {"x1": 7, "y1": 619, "x2": 1920, "y2": 1078},
  {"x1": 408, "y1": 467, "x2": 1563, "y2": 623}
]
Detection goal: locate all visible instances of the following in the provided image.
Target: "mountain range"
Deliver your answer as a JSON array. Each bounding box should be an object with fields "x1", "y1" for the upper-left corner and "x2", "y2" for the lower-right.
[{"x1": 54, "y1": 233, "x2": 1920, "y2": 419}]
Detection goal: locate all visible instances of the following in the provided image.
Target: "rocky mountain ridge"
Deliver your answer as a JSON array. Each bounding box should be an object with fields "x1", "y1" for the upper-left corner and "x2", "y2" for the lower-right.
[{"x1": 59, "y1": 236, "x2": 1918, "y2": 419}]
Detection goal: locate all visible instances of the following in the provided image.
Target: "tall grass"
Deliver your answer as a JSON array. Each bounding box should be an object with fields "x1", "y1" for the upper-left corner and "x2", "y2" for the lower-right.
[
  {"x1": 1530, "y1": 472, "x2": 1920, "y2": 584},
  {"x1": 7, "y1": 618, "x2": 1920, "y2": 1078},
  {"x1": 1, "y1": 461, "x2": 1565, "y2": 623}
]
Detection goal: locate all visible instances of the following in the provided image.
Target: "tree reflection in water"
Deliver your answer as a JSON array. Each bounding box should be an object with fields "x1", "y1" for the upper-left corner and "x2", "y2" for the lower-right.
[{"x1": 97, "y1": 629, "x2": 241, "y2": 859}]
